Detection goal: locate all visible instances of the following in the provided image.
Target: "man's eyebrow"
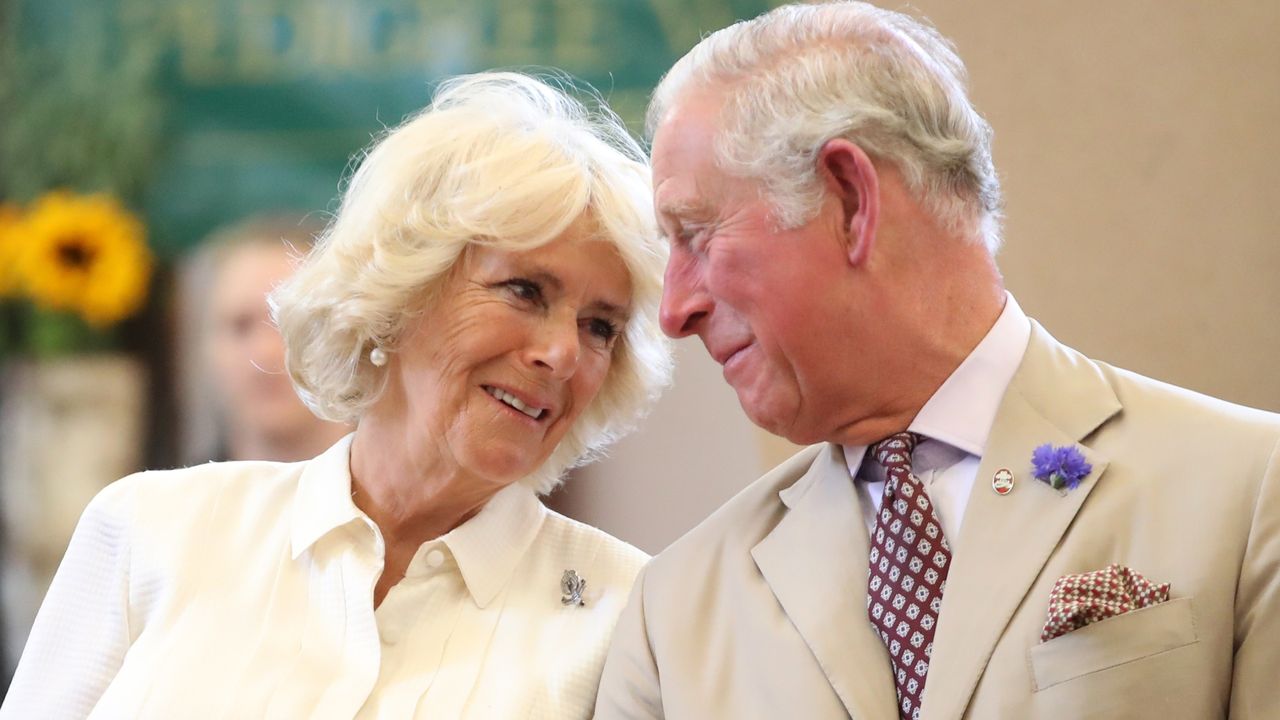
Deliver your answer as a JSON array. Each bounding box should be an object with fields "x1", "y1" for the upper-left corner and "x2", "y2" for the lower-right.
[{"x1": 656, "y1": 196, "x2": 710, "y2": 220}]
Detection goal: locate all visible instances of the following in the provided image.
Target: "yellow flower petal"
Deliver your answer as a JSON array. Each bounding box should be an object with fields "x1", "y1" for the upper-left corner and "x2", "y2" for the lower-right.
[
  {"x1": 15, "y1": 191, "x2": 152, "y2": 327},
  {"x1": 0, "y1": 203, "x2": 23, "y2": 298}
]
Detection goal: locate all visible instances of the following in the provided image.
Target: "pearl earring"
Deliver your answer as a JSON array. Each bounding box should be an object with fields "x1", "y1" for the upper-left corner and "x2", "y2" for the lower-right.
[{"x1": 369, "y1": 347, "x2": 388, "y2": 367}]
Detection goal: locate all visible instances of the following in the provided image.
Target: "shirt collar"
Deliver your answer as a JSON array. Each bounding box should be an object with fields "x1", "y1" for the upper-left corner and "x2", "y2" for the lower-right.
[
  {"x1": 289, "y1": 435, "x2": 547, "y2": 609},
  {"x1": 842, "y1": 291, "x2": 1031, "y2": 475},
  {"x1": 291, "y1": 430, "x2": 363, "y2": 556},
  {"x1": 441, "y1": 482, "x2": 546, "y2": 609},
  {"x1": 290, "y1": 433, "x2": 363, "y2": 559},
  {"x1": 910, "y1": 291, "x2": 1030, "y2": 455}
]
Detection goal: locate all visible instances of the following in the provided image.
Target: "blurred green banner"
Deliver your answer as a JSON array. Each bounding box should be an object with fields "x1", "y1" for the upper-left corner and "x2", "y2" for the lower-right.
[{"x1": 1, "y1": 0, "x2": 779, "y2": 257}]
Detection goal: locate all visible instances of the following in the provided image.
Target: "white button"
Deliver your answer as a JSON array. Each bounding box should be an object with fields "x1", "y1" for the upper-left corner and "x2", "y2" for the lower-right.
[{"x1": 426, "y1": 549, "x2": 445, "y2": 568}]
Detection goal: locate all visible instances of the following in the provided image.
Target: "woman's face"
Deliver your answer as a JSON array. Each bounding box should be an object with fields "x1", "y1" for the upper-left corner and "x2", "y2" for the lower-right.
[{"x1": 382, "y1": 223, "x2": 632, "y2": 490}]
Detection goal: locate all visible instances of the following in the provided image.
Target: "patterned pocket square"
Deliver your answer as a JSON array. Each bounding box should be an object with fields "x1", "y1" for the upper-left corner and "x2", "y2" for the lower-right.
[{"x1": 1041, "y1": 564, "x2": 1170, "y2": 642}]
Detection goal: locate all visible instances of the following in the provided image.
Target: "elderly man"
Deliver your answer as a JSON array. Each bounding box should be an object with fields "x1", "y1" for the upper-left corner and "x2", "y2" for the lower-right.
[{"x1": 595, "y1": 2, "x2": 1280, "y2": 719}]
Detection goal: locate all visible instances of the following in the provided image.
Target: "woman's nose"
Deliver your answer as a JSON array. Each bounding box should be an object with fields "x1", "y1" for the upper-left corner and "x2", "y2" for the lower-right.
[{"x1": 525, "y1": 316, "x2": 581, "y2": 380}]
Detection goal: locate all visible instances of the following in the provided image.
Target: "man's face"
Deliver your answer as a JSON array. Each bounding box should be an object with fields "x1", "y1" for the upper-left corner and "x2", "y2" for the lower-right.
[{"x1": 651, "y1": 91, "x2": 855, "y2": 443}]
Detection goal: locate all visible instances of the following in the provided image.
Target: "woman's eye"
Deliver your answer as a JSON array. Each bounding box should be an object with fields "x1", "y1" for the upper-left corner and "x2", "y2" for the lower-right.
[
  {"x1": 503, "y1": 279, "x2": 543, "y2": 304},
  {"x1": 584, "y1": 318, "x2": 620, "y2": 345}
]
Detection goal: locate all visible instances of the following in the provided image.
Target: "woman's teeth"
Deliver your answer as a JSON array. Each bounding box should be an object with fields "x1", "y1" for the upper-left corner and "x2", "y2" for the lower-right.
[{"x1": 485, "y1": 386, "x2": 544, "y2": 420}]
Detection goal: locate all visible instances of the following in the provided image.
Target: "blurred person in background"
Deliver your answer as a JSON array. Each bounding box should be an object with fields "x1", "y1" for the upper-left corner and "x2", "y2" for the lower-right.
[
  {"x1": 177, "y1": 214, "x2": 350, "y2": 465},
  {"x1": 1, "y1": 71, "x2": 671, "y2": 719}
]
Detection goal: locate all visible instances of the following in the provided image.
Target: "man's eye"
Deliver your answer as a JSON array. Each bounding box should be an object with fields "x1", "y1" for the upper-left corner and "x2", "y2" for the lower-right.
[
  {"x1": 503, "y1": 279, "x2": 543, "y2": 304},
  {"x1": 679, "y1": 226, "x2": 710, "y2": 251}
]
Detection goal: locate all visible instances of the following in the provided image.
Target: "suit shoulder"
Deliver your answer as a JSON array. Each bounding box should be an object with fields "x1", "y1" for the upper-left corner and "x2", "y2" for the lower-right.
[
  {"x1": 644, "y1": 443, "x2": 826, "y2": 578},
  {"x1": 1099, "y1": 362, "x2": 1280, "y2": 441}
]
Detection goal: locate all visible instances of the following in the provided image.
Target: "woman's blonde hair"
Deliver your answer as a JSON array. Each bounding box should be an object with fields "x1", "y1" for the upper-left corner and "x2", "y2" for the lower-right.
[{"x1": 271, "y1": 72, "x2": 672, "y2": 493}]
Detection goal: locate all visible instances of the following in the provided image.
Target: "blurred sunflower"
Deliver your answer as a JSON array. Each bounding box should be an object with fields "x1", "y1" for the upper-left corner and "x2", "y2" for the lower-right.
[
  {"x1": 0, "y1": 203, "x2": 22, "y2": 298},
  {"x1": 17, "y1": 191, "x2": 152, "y2": 327}
]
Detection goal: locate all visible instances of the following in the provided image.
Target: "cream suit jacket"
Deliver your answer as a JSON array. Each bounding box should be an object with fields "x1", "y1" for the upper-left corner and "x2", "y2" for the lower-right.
[{"x1": 595, "y1": 322, "x2": 1280, "y2": 719}]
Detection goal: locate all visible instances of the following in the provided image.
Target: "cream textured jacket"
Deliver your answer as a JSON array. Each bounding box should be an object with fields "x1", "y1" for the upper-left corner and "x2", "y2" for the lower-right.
[{"x1": 2, "y1": 436, "x2": 647, "y2": 719}]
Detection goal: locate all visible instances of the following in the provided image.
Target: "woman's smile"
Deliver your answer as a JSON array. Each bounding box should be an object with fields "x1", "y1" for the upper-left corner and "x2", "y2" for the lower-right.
[{"x1": 482, "y1": 384, "x2": 550, "y2": 421}]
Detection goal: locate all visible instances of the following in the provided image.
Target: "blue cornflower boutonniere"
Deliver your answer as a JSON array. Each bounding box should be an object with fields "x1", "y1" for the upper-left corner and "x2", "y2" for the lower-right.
[{"x1": 1031, "y1": 444, "x2": 1093, "y2": 491}]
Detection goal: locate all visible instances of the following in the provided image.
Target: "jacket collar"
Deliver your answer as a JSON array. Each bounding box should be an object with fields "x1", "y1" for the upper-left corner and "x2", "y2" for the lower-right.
[{"x1": 921, "y1": 320, "x2": 1120, "y2": 719}]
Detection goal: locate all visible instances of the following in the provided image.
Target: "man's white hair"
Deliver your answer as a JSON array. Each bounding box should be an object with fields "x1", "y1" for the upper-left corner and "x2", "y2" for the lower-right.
[
  {"x1": 271, "y1": 71, "x2": 673, "y2": 494},
  {"x1": 648, "y1": 1, "x2": 1003, "y2": 252}
]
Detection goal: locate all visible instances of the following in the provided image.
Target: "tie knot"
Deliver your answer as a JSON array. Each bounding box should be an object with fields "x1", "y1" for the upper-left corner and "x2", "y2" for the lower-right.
[{"x1": 870, "y1": 432, "x2": 920, "y2": 472}]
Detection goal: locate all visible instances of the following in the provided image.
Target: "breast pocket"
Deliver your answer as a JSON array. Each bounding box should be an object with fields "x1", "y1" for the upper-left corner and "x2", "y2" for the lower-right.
[{"x1": 1028, "y1": 596, "x2": 1199, "y2": 691}]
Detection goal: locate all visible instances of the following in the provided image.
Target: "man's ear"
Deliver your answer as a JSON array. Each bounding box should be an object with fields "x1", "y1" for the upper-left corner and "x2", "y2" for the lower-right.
[{"x1": 818, "y1": 138, "x2": 879, "y2": 267}]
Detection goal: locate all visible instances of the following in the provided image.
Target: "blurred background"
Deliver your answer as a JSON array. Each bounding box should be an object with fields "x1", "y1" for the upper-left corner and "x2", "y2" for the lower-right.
[{"x1": 0, "y1": 0, "x2": 1276, "y2": 699}]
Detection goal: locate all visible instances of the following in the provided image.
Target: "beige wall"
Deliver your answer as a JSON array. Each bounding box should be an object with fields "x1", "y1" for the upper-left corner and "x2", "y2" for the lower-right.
[
  {"x1": 560, "y1": 1, "x2": 1280, "y2": 554},
  {"x1": 932, "y1": 0, "x2": 1280, "y2": 415}
]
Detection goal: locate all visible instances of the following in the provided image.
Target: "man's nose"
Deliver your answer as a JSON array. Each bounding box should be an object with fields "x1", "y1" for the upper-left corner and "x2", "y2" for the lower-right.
[{"x1": 659, "y1": 249, "x2": 711, "y2": 338}]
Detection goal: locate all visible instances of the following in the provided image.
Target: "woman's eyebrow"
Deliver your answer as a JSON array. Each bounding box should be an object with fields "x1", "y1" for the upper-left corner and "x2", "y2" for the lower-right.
[
  {"x1": 587, "y1": 299, "x2": 631, "y2": 319},
  {"x1": 518, "y1": 266, "x2": 631, "y2": 318}
]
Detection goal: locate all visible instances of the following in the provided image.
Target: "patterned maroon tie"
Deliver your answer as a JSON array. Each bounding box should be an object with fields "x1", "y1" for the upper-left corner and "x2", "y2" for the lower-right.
[{"x1": 866, "y1": 432, "x2": 952, "y2": 720}]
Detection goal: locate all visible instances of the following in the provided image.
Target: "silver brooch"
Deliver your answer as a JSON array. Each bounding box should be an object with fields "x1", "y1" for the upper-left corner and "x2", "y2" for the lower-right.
[{"x1": 560, "y1": 569, "x2": 586, "y2": 606}]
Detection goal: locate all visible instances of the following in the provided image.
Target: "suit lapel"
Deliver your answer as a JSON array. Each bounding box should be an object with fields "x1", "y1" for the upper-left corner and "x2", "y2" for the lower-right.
[
  {"x1": 921, "y1": 322, "x2": 1121, "y2": 720},
  {"x1": 752, "y1": 444, "x2": 899, "y2": 720}
]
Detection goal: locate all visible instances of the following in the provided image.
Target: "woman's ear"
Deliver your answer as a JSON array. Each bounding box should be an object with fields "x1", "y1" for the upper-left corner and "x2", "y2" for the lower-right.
[{"x1": 817, "y1": 138, "x2": 880, "y2": 267}]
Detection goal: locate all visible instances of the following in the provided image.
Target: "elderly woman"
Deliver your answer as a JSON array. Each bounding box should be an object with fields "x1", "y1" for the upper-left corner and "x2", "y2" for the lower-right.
[{"x1": 0, "y1": 72, "x2": 671, "y2": 719}]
